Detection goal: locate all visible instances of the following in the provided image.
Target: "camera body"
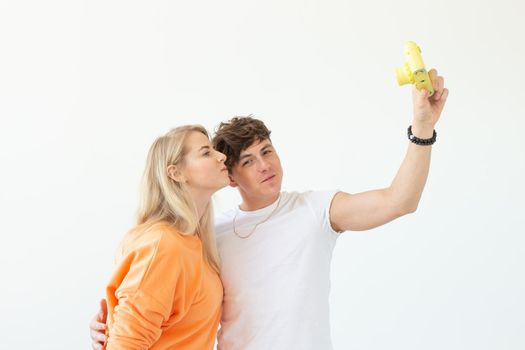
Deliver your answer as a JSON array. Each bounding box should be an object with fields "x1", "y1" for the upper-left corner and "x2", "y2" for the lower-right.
[{"x1": 395, "y1": 41, "x2": 434, "y2": 97}]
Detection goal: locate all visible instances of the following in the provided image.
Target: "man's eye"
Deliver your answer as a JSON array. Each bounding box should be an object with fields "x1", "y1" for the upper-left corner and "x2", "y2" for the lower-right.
[
  {"x1": 243, "y1": 159, "x2": 252, "y2": 167},
  {"x1": 203, "y1": 151, "x2": 210, "y2": 156}
]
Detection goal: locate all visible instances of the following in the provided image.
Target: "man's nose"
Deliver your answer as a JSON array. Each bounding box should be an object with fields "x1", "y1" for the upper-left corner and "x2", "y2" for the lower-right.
[{"x1": 257, "y1": 158, "x2": 270, "y2": 172}]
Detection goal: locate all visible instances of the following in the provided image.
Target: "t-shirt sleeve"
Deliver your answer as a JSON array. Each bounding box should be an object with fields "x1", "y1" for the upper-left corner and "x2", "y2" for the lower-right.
[
  {"x1": 106, "y1": 232, "x2": 184, "y2": 350},
  {"x1": 302, "y1": 190, "x2": 342, "y2": 238}
]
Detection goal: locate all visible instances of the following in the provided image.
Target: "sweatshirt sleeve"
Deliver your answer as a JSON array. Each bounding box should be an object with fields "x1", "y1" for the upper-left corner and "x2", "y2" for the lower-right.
[{"x1": 106, "y1": 231, "x2": 184, "y2": 350}]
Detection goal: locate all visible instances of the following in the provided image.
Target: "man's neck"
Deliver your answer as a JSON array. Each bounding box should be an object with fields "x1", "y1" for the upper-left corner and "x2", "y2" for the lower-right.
[{"x1": 239, "y1": 192, "x2": 281, "y2": 211}]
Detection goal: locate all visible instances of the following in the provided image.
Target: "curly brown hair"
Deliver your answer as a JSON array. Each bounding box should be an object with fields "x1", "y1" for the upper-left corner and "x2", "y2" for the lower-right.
[{"x1": 212, "y1": 116, "x2": 272, "y2": 172}]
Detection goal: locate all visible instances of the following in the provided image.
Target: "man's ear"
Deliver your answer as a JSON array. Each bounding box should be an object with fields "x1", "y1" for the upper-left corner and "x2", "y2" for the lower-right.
[
  {"x1": 167, "y1": 164, "x2": 186, "y2": 183},
  {"x1": 229, "y1": 174, "x2": 238, "y2": 188}
]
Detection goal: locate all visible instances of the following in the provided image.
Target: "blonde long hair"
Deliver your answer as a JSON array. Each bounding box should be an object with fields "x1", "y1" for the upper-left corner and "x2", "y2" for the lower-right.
[{"x1": 137, "y1": 125, "x2": 220, "y2": 273}]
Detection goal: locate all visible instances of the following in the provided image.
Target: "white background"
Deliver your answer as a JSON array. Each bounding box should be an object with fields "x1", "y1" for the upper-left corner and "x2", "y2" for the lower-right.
[{"x1": 1, "y1": 0, "x2": 524, "y2": 349}]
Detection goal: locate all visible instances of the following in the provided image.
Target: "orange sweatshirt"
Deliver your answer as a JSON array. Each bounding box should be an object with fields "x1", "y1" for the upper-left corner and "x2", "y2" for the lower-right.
[{"x1": 105, "y1": 221, "x2": 223, "y2": 350}]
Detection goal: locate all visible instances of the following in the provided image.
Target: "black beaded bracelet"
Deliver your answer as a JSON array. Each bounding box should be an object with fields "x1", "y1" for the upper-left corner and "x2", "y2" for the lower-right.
[{"x1": 407, "y1": 125, "x2": 436, "y2": 146}]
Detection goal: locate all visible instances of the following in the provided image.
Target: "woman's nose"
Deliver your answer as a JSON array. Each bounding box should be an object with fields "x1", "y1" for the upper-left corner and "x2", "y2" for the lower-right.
[{"x1": 216, "y1": 151, "x2": 226, "y2": 163}]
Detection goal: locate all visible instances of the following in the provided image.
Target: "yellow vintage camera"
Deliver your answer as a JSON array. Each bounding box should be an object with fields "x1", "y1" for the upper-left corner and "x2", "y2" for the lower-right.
[{"x1": 395, "y1": 41, "x2": 434, "y2": 97}]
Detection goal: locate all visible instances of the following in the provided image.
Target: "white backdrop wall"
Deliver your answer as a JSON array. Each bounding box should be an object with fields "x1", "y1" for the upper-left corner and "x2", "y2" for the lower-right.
[{"x1": 1, "y1": 0, "x2": 524, "y2": 349}]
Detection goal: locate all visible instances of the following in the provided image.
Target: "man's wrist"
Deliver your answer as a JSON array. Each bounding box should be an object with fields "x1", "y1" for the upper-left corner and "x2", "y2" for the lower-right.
[{"x1": 411, "y1": 121, "x2": 435, "y2": 139}]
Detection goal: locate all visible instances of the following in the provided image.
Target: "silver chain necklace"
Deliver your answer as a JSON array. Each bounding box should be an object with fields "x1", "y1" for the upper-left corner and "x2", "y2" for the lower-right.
[{"x1": 233, "y1": 195, "x2": 282, "y2": 239}]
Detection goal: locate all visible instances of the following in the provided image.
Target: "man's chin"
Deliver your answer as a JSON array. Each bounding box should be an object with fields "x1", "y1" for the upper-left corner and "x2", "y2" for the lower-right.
[{"x1": 261, "y1": 184, "x2": 282, "y2": 198}]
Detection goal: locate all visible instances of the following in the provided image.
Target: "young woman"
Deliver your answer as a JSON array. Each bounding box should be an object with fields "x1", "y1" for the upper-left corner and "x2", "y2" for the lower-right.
[{"x1": 98, "y1": 125, "x2": 229, "y2": 349}]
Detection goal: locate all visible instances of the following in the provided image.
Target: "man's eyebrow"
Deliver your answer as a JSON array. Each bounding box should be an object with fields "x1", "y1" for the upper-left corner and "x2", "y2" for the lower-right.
[
  {"x1": 239, "y1": 143, "x2": 273, "y2": 160},
  {"x1": 239, "y1": 152, "x2": 253, "y2": 161},
  {"x1": 260, "y1": 144, "x2": 273, "y2": 152},
  {"x1": 198, "y1": 145, "x2": 211, "y2": 151}
]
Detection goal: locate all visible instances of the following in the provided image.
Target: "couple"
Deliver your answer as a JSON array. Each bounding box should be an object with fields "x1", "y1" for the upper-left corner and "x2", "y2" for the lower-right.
[{"x1": 90, "y1": 69, "x2": 448, "y2": 350}]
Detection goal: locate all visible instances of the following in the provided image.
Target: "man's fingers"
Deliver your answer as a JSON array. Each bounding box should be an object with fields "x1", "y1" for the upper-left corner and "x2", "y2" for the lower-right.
[
  {"x1": 439, "y1": 88, "x2": 449, "y2": 105},
  {"x1": 442, "y1": 88, "x2": 449, "y2": 100},
  {"x1": 92, "y1": 342, "x2": 104, "y2": 350},
  {"x1": 428, "y1": 68, "x2": 437, "y2": 80},
  {"x1": 100, "y1": 299, "x2": 108, "y2": 315},
  {"x1": 90, "y1": 300, "x2": 108, "y2": 350},
  {"x1": 91, "y1": 320, "x2": 107, "y2": 331},
  {"x1": 90, "y1": 325, "x2": 107, "y2": 350},
  {"x1": 433, "y1": 88, "x2": 449, "y2": 114},
  {"x1": 413, "y1": 85, "x2": 429, "y2": 101},
  {"x1": 427, "y1": 68, "x2": 439, "y2": 98},
  {"x1": 432, "y1": 76, "x2": 445, "y2": 100},
  {"x1": 97, "y1": 309, "x2": 106, "y2": 322},
  {"x1": 90, "y1": 328, "x2": 108, "y2": 343},
  {"x1": 98, "y1": 299, "x2": 108, "y2": 322}
]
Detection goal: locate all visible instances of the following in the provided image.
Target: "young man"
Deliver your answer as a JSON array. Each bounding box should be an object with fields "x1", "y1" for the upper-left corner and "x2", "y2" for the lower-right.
[{"x1": 91, "y1": 69, "x2": 448, "y2": 349}]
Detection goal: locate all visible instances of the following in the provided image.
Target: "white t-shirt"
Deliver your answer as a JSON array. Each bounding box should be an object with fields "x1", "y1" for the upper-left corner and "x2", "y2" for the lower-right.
[{"x1": 215, "y1": 190, "x2": 340, "y2": 350}]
